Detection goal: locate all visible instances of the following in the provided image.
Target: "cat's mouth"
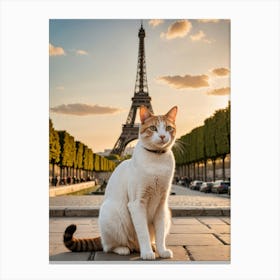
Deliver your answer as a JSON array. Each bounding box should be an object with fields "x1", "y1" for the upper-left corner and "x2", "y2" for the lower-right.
[{"x1": 155, "y1": 139, "x2": 170, "y2": 148}]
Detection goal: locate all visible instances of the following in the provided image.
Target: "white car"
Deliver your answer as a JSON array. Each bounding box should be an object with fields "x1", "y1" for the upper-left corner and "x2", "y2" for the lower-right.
[
  {"x1": 200, "y1": 182, "x2": 213, "y2": 193},
  {"x1": 189, "y1": 180, "x2": 203, "y2": 190}
]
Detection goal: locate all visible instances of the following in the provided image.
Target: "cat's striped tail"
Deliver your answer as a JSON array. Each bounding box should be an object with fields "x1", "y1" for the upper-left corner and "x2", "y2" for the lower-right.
[{"x1": 63, "y1": 224, "x2": 103, "y2": 252}]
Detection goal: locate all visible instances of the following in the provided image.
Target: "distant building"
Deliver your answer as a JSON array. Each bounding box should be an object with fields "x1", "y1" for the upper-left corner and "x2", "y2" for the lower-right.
[
  {"x1": 98, "y1": 146, "x2": 134, "y2": 158},
  {"x1": 97, "y1": 149, "x2": 112, "y2": 157},
  {"x1": 123, "y1": 146, "x2": 134, "y2": 156}
]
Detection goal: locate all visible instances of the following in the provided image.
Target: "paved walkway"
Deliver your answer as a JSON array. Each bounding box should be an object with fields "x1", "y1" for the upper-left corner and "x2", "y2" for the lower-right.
[
  {"x1": 49, "y1": 216, "x2": 230, "y2": 262},
  {"x1": 49, "y1": 185, "x2": 230, "y2": 217},
  {"x1": 49, "y1": 185, "x2": 230, "y2": 262},
  {"x1": 50, "y1": 184, "x2": 230, "y2": 208}
]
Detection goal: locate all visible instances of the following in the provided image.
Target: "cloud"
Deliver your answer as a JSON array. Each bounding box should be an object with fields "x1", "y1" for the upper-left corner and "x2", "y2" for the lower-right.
[
  {"x1": 50, "y1": 103, "x2": 122, "y2": 116},
  {"x1": 207, "y1": 87, "x2": 230, "y2": 96},
  {"x1": 197, "y1": 19, "x2": 220, "y2": 23},
  {"x1": 158, "y1": 74, "x2": 209, "y2": 89},
  {"x1": 190, "y1": 30, "x2": 206, "y2": 41},
  {"x1": 149, "y1": 19, "x2": 164, "y2": 27},
  {"x1": 191, "y1": 30, "x2": 213, "y2": 43},
  {"x1": 76, "y1": 49, "x2": 88, "y2": 55},
  {"x1": 211, "y1": 67, "x2": 230, "y2": 76},
  {"x1": 190, "y1": 30, "x2": 208, "y2": 41},
  {"x1": 49, "y1": 43, "x2": 66, "y2": 56},
  {"x1": 160, "y1": 20, "x2": 192, "y2": 40},
  {"x1": 56, "y1": 86, "x2": 65, "y2": 91}
]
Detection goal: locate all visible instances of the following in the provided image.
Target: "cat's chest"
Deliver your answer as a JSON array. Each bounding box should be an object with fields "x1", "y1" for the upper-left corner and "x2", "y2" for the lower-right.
[
  {"x1": 142, "y1": 178, "x2": 167, "y2": 220},
  {"x1": 142, "y1": 176, "x2": 165, "y2": 196},
  {"x1": 134, "y1": 153, "x2": 174, "y2": 178}
]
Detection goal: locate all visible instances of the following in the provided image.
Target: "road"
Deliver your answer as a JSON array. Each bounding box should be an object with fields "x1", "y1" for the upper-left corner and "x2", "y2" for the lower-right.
[{"x1": 171, "y1": 184, "x2": 230, "y2": 198}]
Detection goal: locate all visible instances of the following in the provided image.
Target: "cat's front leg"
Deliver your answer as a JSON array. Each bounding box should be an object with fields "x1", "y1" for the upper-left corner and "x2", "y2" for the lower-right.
[
  {"x1": 154, "y1": 203, "x2": 173, "y2": 259},
  {"x1": 128, "y1": 200, "x2": 155, "y2": 260}
]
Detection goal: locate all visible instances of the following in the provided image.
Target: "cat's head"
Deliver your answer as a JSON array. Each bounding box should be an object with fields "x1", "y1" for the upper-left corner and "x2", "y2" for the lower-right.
[{"x1": 139, "y1": 106, "x2": 178, "y2": 151}]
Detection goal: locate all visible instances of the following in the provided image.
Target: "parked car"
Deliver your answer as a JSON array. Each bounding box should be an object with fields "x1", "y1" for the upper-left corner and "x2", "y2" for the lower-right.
[
  {"x1": 189, "y1": 180, "x2": 203, "y2": 190},
  {"x1": 228, "y1": 185, "x2": 231, "y2": 196},
  {"x1": 178, "y1": 179, "x2": 185, "y2": 186},
  {"x1": 176, "y1": 177, "x2": 191, "y2": 187},
  {"x1": 200, "y1": 182, "x2": 213, "y2": 193},
  {"x1": 211, "y1": 180, "x2": 230, "y2": 194}
]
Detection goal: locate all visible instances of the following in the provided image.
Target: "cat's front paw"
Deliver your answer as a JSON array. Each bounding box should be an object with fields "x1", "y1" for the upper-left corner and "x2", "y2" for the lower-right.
[
  {"x1": 141, "y1": 250, "x2": 156, "y2": 260},
  {"x1": 158, "y1": 249, "x2": 173, "y2": 259}
]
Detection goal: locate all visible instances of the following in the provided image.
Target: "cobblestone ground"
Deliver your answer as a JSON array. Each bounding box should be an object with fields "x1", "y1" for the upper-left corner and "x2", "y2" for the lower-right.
[
  {"x1": 49, "y1": 216, "x2": 230, "y2": 262},
  {"x1": 49, "y1": 184, "x2": 230, "y2": 208}
]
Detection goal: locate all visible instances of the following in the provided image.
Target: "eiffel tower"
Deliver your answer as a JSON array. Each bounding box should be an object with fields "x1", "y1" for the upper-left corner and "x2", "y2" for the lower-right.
[{"x1": 111, "y1": 23, "x2": 154, "y2": 156}]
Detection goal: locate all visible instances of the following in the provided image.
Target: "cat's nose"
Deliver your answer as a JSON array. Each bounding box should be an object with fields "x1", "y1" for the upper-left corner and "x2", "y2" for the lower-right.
[{"x1": 160, "y1": 135, "x2": 166, "y2": 140}]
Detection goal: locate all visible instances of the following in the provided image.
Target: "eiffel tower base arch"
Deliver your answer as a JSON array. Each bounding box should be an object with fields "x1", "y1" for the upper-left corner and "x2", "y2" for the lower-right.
[{"x1": 110, "y1": 125, "x2": 139, "y2": 156}]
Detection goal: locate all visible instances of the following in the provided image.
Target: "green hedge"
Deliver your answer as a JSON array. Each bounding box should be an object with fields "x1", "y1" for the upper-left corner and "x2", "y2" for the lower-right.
[
  {"x1": 173, "y1": 102, "x2": 230, "y2": 166},
  {"x1": 49, "y1": 119, "x2": 116, "y2": 173}
]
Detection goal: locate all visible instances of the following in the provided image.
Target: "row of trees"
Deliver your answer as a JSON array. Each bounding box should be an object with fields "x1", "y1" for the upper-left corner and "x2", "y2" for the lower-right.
[
  {"x1": 49, "y1": 119, "x2": 116, "y2": 183},
  {"x1": 173, "y1": 102, "x2": 230, "y2": 181}
]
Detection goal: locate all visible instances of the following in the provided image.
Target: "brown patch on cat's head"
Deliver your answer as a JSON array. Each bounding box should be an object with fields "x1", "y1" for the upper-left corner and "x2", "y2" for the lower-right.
[
  {"x1": 140, "y1": 106, "x2": 154, "y2": 124},
  {"x1": 165, "y1": 106, "x2": 177, "y2": 124},
  {"x1": 139, "y1": 115, "x2": 160, "y2": 136},
  {"x1": 140, "y1": 106, "x2": 178, "y2": 124}
]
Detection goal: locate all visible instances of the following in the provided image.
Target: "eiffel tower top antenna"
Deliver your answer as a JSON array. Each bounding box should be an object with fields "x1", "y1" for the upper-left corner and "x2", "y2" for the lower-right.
[{"x1": 134, "y1": 20, "x2": 149, "y2": 96}]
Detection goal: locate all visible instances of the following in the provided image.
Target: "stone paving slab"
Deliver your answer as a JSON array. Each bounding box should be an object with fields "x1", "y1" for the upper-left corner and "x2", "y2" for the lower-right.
[
  {"x1": 169, "y1": 224, "x2": 214, "y2": 234},
  {"x1": 50, "y1": 251, "x2": 91, "y2": 262},
  {"x1": 49, "y1": 206, "x2": 230, "y2": 217},
  {"x1": 49, "y1": 216, "x2": 230, "y2": 262},
  {"x1": 93, "y1": 246, "x2": 190, "y2": 262},
  {"x1": 172, "y1": 217, "x2": 203, "y2": 225},
  {"x1": 216, "y1": 234, "x2": 230, "y2": 245},
  {"x1": 208, "y1": 224, "x2": 231, "y2": 234},
  {"x1": 221, "y1": 217, "x2": 231, "y2": 224},
  {"x1": 198, "y1": 217, "x2": 230, "y2": 225},
  {"x1": 49, "y1": 182, "x2": 97, "y2": 197},
  {"x1": 186, "y1": 245, "x2": 230, "y2": 261},
  {"x1": 50, "y1": 217, "x2": 99, "y2": 226},
  {"x1": 166, "y1": 233, "x2": 223, "y2": 246}
]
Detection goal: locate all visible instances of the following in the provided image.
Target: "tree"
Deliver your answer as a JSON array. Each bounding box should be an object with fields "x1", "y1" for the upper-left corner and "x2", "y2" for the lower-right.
[
  {"x1": 214, "y1": 107, "x2": 230, "y2": 180},
  {"x1": 204, "y1": 116, "x2": 218, "y2": 181},
  {"x1": 88, "y1": 148, "x2": 94, "y2": 174},
  {"x1": 173, "y1": 133, "x2": 191, "y2": 177},
  {"x1": 75, "y1": 141, "x2": 84, "y2": 178},
  {"x1": 68, "y1": 135, "x2": 76, "y2": 177},
  {"x1": 94, "y1": 153, "x2": 100, "y2": 171},
  {"x1": 58, "y1": 131, "x2": 75, "y2": 179},
  {"x1": 225, "y1": 102, "x2": 230, "y2": 146},
  {"x1": 106, "y1": 154, "x2": 120, "y2": 161},
  {"x1": 195, "y1": 126, "x2": 205, "y2": 180},
  {"x1": 49, "y1": 119, "x2": 60, "y2": 181},
  {"x1": 83, "y1": 145, "x2": 89, "y2": 175}
]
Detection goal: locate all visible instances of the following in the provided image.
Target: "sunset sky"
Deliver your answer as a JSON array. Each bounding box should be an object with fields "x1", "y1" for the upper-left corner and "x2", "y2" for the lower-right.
[{"x1": 49, "y1": 19, "x2": 230, "y2": 153}]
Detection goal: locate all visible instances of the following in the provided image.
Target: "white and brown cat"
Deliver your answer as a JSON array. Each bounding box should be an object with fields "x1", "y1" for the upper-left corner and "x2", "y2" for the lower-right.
[{"x1": 64, "y1": 105, "x2": 178, "y2": 260}]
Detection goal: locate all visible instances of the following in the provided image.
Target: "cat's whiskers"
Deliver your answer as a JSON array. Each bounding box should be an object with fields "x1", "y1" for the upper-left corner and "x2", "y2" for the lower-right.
[{"x1": 172, "y1": 139, "x2": 188, "y2": 157}]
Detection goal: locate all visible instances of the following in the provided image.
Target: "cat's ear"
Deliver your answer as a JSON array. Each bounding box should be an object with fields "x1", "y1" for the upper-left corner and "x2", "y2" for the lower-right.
[
  {"x1": 165, "y1": 106, "x2": 178, "y2": 122},
  {"x1": 140, "y1": 106, "x2": 153, "y2": 124}
]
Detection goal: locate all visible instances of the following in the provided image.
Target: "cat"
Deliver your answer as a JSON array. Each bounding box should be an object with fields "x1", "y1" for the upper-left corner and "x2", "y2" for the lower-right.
[{"x1": 64, "y1": 105, "x2": 178, "y2": 260}]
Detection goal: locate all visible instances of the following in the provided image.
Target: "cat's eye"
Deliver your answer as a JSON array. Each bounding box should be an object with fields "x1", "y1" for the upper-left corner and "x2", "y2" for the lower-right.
[
  {"x1": 166, "y1": 125, "x2": 173, "y2": 131},
  {"x1": 149, "y1": 125, "x2": 157, "y2": 131}
]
